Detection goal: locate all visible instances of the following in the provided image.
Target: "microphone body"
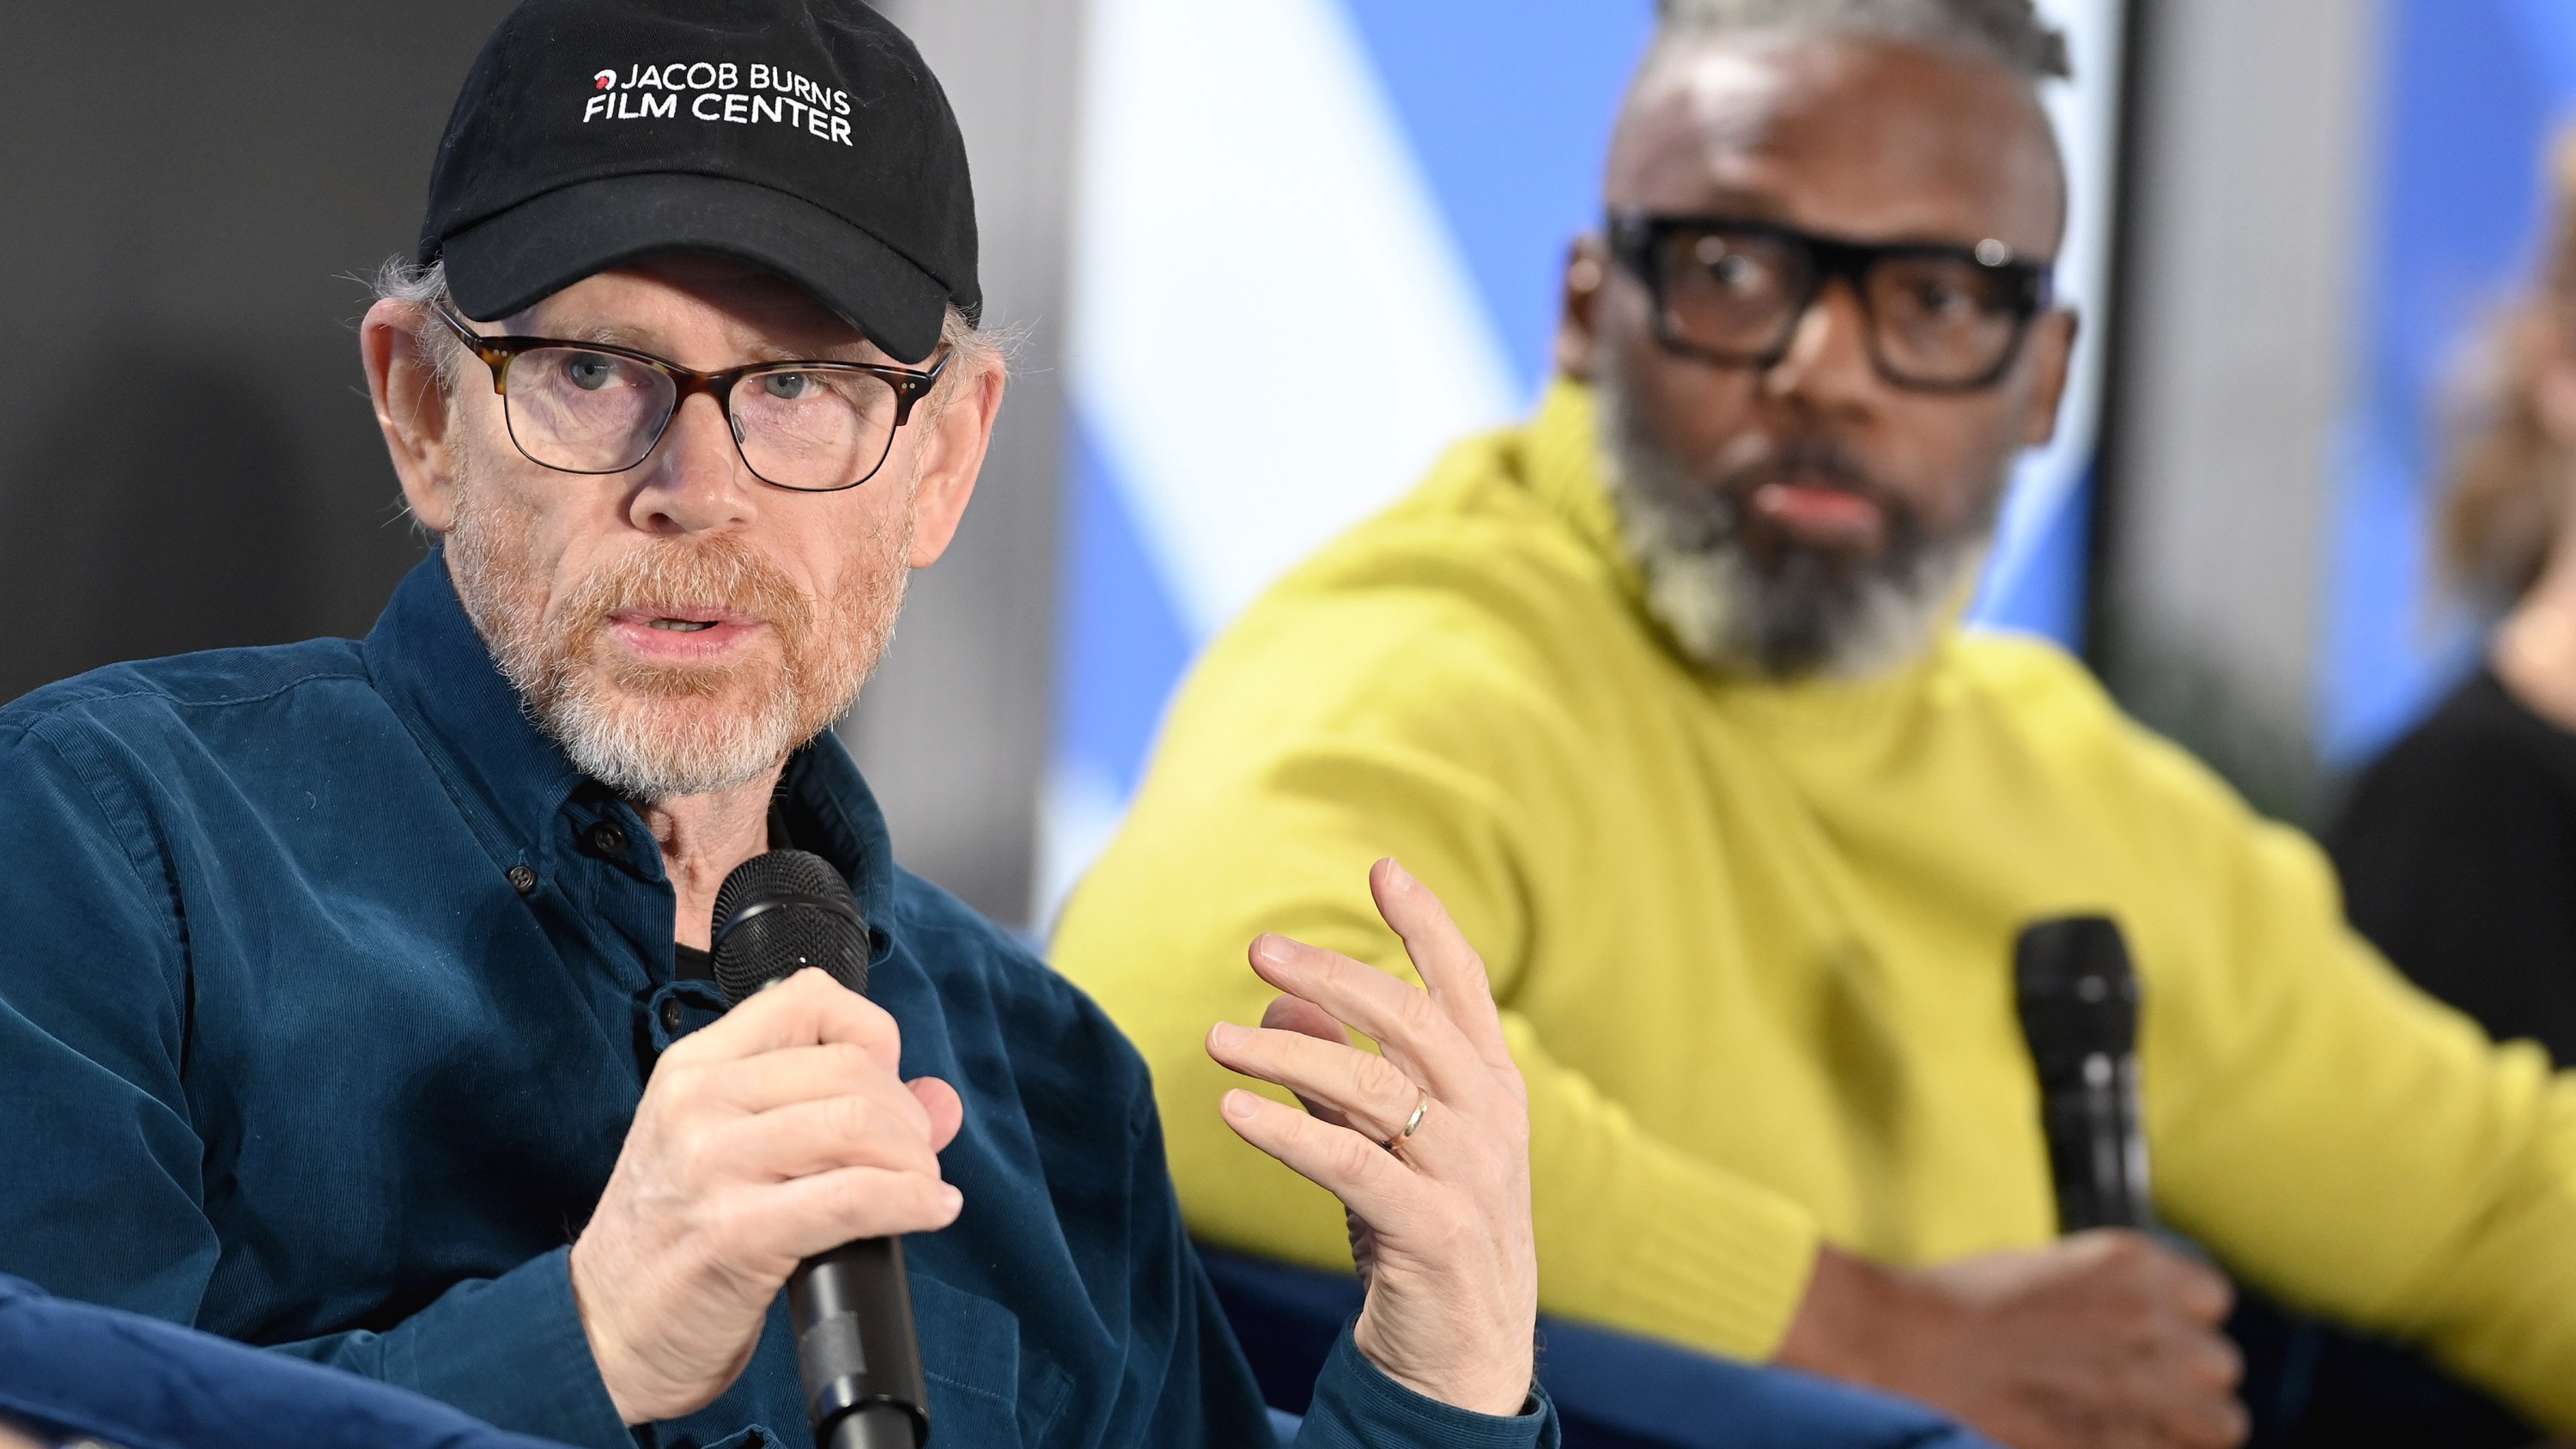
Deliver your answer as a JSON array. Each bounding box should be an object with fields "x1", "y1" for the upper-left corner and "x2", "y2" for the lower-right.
[
  {"x1": 2013, "y1": 916, "x2": 2154, "y2": 1234},
  {"x1": 713, "y1": 850, "x2": 930, "y2": 1449}
]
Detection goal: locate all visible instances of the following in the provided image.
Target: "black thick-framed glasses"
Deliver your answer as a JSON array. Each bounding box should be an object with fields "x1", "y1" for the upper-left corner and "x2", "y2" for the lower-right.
[
  {"x1": 434, "y1": 301, "x2": 946, "y2": 492},
  {"x1": 1607, "y1": 212, "x2": 2056, "y2": 392}
]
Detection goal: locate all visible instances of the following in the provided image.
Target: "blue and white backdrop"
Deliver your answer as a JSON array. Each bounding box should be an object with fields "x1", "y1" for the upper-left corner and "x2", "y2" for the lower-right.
[{"x1": 1036, "y1": 1, "x2": 2135, "y2": 922}]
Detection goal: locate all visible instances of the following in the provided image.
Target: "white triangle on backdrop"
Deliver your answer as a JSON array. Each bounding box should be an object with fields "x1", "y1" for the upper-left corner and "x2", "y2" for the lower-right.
[{"x1": 1066, "y1": 0, "x2": 1522, "y2": 647}]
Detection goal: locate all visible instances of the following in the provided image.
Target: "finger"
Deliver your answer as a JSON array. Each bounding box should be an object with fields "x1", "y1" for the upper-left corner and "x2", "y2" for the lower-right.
[
  {"x1": 1218, "y1": 1088, "x2": 1425, "y2": 1225},
  {"x1": 1372, "y1": 858, "x2": 1515, "y2": 1070},
  {"x1": 1208, "y1": 1020, "x2": 1424, "y2": 1147},
  {"x1": 707, "y1": 1042, "x2": 884, "y2": 1116},
  {"x1": 750, "y1": 1166, "x2": 966, "y2": 1263},
  {"x1": 909, "y1": 1076, "x2": 964, "y2": 1154},
  {"x1": 1256, "y1": 995, "x2": 1361, "y2": 1129},
  {"x1": 2155, "y1": 1251, "x2": 2235, "y2": 1327},
  {"x1": 720, "y1": 1090, "x2": 945, "y2": 1183},
  {"x1": 1261, "y1": 992, "x2": 1353, "y2": 1048},
  {"x1": 2165, "y1": 1324, "x2": 2245, "y2": 1394},
  {"x1": 2150, "y1": 1373, "x2": 2249, "y2": 1449},
  {"x1": 1245, "y1": 935, "x2": 1485, "y2": 1107},
  {"x1": 665, "y1": 969, "x2": 900, "y2": 1069}
]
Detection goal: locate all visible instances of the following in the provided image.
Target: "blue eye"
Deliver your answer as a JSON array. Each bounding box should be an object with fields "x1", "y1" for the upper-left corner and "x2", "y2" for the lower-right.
[
  {"x1": 762, "y1": 372, "x2": 816, "y2": 401},
  {"x1": 566, "y1": 355, "x2": 620, "y2": 391}
]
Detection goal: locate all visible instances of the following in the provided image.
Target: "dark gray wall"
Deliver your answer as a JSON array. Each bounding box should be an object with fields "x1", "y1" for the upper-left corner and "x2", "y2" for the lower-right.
[
  {"x1": 846, "y1": 0, "x2": 1082, "y2": 928},
  {"x1": 0, "y1": 4, "x2": 515, "y2": 704}
]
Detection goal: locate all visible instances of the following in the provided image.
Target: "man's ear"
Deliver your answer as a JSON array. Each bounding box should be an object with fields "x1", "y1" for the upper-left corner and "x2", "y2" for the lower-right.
[
  {"x1": 2017, "y1": 307, "x2": 2081, "y2": 450},
  {"x1": 1553, "y1": 234, "x2": 1612, "y2": 383},
  {"x1": 903, "y1": 359, "x2": 1006, "y2": 569},
  {"x1": 362, "y1": 299, "x2": 463, "y2": 533}
]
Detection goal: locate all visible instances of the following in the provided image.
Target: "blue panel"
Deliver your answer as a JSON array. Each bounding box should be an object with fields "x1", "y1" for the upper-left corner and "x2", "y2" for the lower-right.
[
  {"x1": 1334, "y1": 0, "x2": 1658, "y2": 399},
  {"x1": 1970, "y1": 468, "x2": 2094, "y2": 648},
  {"x1": 1052, "y1": 424, "x2": 1197, "y2": 800},
  {"x1": 2324, "y1": 0, "x2": 2564, "y2": 764}
]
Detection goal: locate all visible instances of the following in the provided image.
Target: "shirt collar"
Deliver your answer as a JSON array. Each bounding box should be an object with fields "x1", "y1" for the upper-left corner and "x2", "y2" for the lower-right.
[
  {"x1": 364, "y1": 551, "x2": 586, "y2": 870},
  {"x1": 361, "y1": 552, "x2": 899, "y2": 955}
]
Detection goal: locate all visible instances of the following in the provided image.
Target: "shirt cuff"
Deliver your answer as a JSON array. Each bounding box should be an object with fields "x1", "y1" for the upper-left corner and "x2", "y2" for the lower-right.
[
  {"x1": 1296, "y1": 1322, "x2": 1557, "y2": 1449},
  {"x1": 378, "y1": 1246, "x2": 629, "y2": 1449}
]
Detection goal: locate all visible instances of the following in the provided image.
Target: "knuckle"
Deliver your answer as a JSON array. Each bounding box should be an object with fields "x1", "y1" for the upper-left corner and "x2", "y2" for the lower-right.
[
  {"x1": 823, "y1": 1093, "x2": 876, "y2": 1151},
  {"x1": 2093, "y1": 1230, "x2": 2151, "y2": 1268},
  {"x1": 699, "y1": 1186, "x2": 761, "y2": 1254},
  {"x1": 1355, "y1": 1052, "x2": 1412, "y2": 1104},
  {"x1": 1389, "y1": 984, "x2": 1442, "y2": 1041},
  {"x1": 1328, "y1": 1132, "x2": 1382, "y2": 1182}
]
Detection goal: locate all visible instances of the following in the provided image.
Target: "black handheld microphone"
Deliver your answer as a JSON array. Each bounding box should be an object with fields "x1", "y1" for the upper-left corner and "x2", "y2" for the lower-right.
[
  {"x1": 2013, "y1": 916, "x2": 2154, "y2": 1234},
  {"x1": 713, "y1": 849, "x2": 929, "y2": 1449}
]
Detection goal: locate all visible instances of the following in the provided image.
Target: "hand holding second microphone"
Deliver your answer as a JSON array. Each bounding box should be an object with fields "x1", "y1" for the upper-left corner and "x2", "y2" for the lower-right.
[
  {"x1": 1778, "y1": 1230, "x2": 2245, "y2": 1449},
  {"x1": 567, "y1": 969, "x2": 963, "y2": 1426}
]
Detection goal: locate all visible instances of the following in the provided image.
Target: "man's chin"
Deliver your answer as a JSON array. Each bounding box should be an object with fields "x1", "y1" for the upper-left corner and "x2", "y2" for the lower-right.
[{"x1": 537, "y1": 671, "x2": 821, "y2": 802}]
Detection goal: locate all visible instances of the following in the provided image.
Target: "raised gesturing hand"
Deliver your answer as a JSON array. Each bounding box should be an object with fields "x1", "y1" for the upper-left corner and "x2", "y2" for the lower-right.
[{"x1": 1205, "y1": 858, "x2": 1538, "y2": 1416}]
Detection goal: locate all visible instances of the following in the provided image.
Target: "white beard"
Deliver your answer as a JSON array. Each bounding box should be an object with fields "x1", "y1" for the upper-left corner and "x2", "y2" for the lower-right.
[{"x1": 442, "y1": 448, "x2": 914, "y2": 803}]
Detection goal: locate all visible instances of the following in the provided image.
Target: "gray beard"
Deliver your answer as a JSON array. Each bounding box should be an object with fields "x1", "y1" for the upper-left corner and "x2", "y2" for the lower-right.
[{"x1": 1593, "y1": 368, "x2": 1998, "y2": 681}]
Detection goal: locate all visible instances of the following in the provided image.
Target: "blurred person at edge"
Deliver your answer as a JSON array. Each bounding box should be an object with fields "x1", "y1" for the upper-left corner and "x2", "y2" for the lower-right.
[
  {"x1": 0, "y1": 2, "x2": 1554, "y2": 1446},
  {"x1": 2331, "y1": 125, "x2": 2576, "y2": 1068},
  {"x1": 1052, "y1": 0, "x2": 2576, "y2": 1446}
]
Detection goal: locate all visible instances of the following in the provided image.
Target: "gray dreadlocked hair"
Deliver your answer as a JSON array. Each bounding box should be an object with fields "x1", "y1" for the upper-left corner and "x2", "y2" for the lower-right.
[{"x1": 1656, "y1": 0, "x2": 2072, "y2": 83}]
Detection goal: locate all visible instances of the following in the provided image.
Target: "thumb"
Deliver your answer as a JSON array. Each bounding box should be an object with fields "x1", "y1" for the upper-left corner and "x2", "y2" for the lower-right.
[{"x1": 909, "y1": 1076, "x2": 965, "y2": 1153}]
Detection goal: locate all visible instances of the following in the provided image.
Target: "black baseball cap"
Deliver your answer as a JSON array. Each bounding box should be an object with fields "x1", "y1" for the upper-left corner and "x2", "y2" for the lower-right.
[{"x1": 418, "y1": 0, "x2": 978, "y2": 364}]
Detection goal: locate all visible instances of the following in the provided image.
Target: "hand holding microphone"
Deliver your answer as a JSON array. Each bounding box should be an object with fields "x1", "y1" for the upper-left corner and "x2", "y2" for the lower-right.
[
  {"x1": 568, "y1": 852, "x2": 957, "y2": 1434},
  {"x1": 1777, "y1": 916, "x2": 2246, "y2": 1449}
]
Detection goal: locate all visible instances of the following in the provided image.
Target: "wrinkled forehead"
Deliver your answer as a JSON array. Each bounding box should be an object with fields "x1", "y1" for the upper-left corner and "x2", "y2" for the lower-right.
[
  {"x1": 511, "y1": 253, "x2": 896, "y2": 365},
  {"x1": 1607, "y1": 32, "x2": 2066, "y2": 259}
]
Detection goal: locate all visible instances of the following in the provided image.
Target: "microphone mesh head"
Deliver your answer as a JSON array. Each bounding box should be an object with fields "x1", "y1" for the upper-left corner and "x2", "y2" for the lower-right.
[{"x1": 710, "y1": 849, "x2": 869, "y2": 1005}]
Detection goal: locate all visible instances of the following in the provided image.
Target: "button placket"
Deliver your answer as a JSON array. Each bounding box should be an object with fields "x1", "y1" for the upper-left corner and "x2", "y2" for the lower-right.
[{"x1": 646, "y1": 980, "x2": 731, "y2": 1055}]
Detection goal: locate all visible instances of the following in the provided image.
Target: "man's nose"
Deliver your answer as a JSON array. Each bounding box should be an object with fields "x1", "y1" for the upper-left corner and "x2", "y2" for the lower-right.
[
  {"x1": 629, "y1": 391, "x2": 756, "y2": 535},
  {"x1": 1759, "y1": 278, "x2": 1879, "y2": 411}
]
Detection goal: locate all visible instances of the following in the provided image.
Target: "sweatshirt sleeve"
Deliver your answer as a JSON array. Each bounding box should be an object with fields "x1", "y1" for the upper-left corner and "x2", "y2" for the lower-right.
[
  {"x1": 2134, "y1": 734, "x2": 2576, "y2": 1434},
  {"x1": 1051, "y1": 606, "x2": 1825, "y2": 1363},
  {"x1": 0, "y1": 718, "x2": 629, "y2": 1449}
]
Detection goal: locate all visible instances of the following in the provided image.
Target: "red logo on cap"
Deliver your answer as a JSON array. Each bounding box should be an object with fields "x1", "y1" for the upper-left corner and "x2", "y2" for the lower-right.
[{"x1": 593, "y1": 70, "x2": 617, "y2": 90}]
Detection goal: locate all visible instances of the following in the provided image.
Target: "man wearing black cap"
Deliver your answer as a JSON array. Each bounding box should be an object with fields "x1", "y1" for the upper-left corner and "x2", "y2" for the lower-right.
[{"x1": 0, "y1": 3, "x2": 1554, "y2": 1447}]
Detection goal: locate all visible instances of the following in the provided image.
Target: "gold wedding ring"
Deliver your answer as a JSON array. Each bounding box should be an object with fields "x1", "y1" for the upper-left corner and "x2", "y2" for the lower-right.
[{"x1": 1383, "y1": 1092, "x2": 1431, "y2": 1151}]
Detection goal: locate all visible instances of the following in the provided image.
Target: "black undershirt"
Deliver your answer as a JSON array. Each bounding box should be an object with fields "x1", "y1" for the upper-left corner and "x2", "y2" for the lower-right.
[
  {"x1": 2329, "y1": 667, "x2": 2576, "y2": 1064},
  {"x1": 671, "y1": 791, "x2": 799, "y2": 984}
]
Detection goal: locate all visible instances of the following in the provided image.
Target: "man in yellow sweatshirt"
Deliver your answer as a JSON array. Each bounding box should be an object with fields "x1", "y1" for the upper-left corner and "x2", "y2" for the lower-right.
[{"x1": 1053, "y1": 1, "x2": 2576, "y2": 1446}]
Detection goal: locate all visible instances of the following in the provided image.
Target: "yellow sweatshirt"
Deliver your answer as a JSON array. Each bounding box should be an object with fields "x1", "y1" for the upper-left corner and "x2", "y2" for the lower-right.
[{"x1": 1050, "y1": 383, "x2": 2576, "y2": 1430}]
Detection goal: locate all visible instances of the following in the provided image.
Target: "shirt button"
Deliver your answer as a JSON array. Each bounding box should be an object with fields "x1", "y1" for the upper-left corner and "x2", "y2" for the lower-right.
[
  {"x1": 660, "y1": 998, "x2": 685, "y2": 1033},
  {"x1": 589, "y1": 822, "x2": 629, "y2": 856},
  {"x1": 507, "y1": 864, "x2": 538, "y2": 895}
]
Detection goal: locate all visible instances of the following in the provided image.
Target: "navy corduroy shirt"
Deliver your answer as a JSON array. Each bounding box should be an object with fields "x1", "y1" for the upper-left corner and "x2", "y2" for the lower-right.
[{"x1": 0, "y1": 555, "x2": 1553, "y2": 1449}]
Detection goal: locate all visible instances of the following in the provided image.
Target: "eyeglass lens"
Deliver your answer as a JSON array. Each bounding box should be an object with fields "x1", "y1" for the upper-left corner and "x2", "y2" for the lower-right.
[
  {"x1": 501, "y1": 348, "x2": 904, "y2": 490},
  {"x1": 1654, "y1": 229, "x2": 2028, "y2": 385}
]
